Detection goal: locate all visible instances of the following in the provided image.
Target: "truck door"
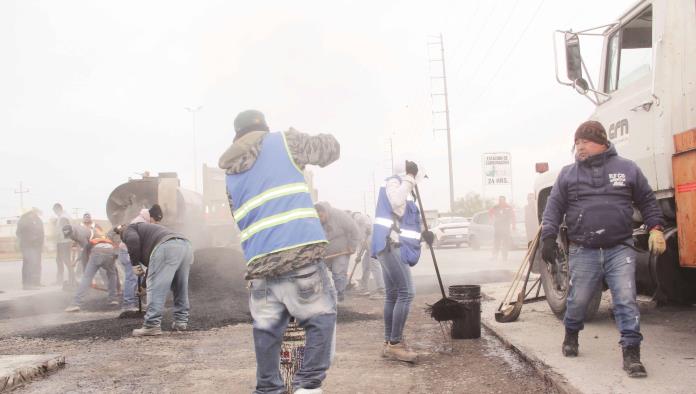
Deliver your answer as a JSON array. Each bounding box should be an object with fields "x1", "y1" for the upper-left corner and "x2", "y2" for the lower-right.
[{"x1": 593, "y1": 4, "x2": 657, "y2": 187}]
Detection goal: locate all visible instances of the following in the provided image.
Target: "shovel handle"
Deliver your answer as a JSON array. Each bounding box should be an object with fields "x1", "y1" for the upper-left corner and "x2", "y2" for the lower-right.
[{"x1": 413, "y1": 184, "x2": 447, "y2": 300}]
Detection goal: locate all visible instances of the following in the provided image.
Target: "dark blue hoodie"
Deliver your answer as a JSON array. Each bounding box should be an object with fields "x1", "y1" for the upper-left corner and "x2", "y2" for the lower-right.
[{"x1": 542, "y1": 144, "x2": 664, "y2": 248}]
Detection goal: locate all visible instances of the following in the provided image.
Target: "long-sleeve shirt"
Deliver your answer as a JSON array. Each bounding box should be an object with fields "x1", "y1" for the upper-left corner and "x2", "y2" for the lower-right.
[
  {"x1": 121, "y1": 223, "x2": 185, "y2": 266},
  {"x1": 385, "y1": 175, "x2": 416, "y2": 218}
]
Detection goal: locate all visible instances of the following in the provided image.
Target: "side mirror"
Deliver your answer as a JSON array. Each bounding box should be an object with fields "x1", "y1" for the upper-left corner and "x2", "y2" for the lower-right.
[
  {"x1": 564, "y1": 32, "x2": 583, "y2": 85},
  {"x1": 573, "y1": 78, "x2": 589, "y2": 95}
]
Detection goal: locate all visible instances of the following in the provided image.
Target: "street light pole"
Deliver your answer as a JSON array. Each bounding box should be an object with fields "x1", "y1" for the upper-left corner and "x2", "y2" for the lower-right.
[{"x1": 185, "y1": 106, "x2": 203, "y2": 192}]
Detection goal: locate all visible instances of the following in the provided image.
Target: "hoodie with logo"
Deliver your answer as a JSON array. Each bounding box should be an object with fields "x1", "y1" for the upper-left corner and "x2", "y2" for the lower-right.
[{"x1": 542, "y1": 144, "x2": 664, "y2": 248}]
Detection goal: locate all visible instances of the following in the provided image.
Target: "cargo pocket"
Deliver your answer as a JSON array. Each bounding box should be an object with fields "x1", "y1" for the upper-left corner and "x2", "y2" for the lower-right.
[{"x1": 293, "y1": 269, "x2": 323, "y2": 304}]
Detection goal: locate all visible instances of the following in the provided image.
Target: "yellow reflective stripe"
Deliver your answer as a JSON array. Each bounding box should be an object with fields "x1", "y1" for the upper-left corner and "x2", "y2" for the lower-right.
[
  {"x1": 240, "y1": 208, "x2": 318, "y2": 242},
  {"x1": 281, "y1": 132, "x2": 303, "y2": 174},
  {"x1": 233, "y1": 183, "x2": 309, "y2": 221}
]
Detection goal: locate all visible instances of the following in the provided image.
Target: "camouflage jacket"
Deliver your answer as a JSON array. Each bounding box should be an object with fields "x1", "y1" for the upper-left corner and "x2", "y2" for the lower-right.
[{"x1": 218, "y1": 128, "x2": 340, "y2": 279}]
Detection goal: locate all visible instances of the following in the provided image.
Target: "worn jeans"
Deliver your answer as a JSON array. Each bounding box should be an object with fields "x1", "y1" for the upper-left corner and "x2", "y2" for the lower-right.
[
  {"x1": 359, "y1": 245, "x2": 384, "y2": 291},
  {"x1": 118, "y1": 249, "x2": 138, "y2": 308},
  {"x1": 564, "y1": 240, "x2": 642, "y2": 347},
  {"x1": 143, "y1": 238, "x2": 193, "y2": 327},
  {"x1": 378, "y1": 248, "x2": 415, "y2": 343},
  {"x1": 21, "y1": 246, "x2": 42, "y2": 287},
  {"x1": 327, "y1": 254, "x2": 349, "y2": 296},
  {"x1": 249, "y1": 261, "x2": 337, "y2": 393},
  {"x1": 72, "y1": 252, "x2": 118, "y2": 305},
  {"x1": 56, "y1": 242, "x2": 73, "y2": 284}
]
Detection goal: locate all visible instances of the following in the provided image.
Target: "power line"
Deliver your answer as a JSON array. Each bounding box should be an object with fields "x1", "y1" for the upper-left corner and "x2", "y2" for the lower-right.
[
  {"x1": 450, "y1": 2, "x2": 501, "y2": 81},
  {"x1": 463, "y1": 0, "x2": 546, "y2": 107},
  {"x1": 446, "y1": 1, "x2": 484, "y2": 59},
  {"x1": 452, "y1": 0, "x2": 522, "y2": 102}
]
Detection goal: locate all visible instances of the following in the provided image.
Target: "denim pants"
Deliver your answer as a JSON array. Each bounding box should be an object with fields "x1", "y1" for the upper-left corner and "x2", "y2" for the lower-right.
[
  {"x1": 327, "y1": 254, "x2": 349, "y2": 296},
  {"x1": 249, "y1": 261, "x2": 337, "y2": 394},
  {"x1": 72, "y1": 252, "x2": 118, "y2": 305},
  {"x1": 144, "y1": 238, "x2": 193, "y2": 327},
  {"x1": 56, "y1": 242, "x2": 73, "y2": 284},
  {"x1": 359, "y1": 244, "x2": 384, "y2": 291},
  {"x1": 564, "y1": 240, "x2": 642, "y2": 347},
  {"x1": 21, "y1": 246, "x2": 42, "y2": 287},
  {"x1": 118, "y1": 249, "x2": 138, "y2": 308},
  {"x1": 378, "y1": 248, "x2": 415, "y2": 342}
]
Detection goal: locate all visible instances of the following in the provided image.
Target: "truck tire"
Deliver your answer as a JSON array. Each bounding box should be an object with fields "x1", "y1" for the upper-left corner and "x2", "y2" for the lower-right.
[{"x1": 538, "y1": 235, "x2": 601, "y2": 321}]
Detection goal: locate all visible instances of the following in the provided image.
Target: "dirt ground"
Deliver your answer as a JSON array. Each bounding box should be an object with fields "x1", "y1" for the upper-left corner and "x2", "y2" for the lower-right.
[{"x1": 1, "y1": 291, "x2": 556, "y2": 394}]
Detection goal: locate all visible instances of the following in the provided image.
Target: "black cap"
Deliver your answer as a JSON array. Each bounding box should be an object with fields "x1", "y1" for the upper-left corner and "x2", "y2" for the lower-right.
[
  {"x1": 149, "y1": 204, "x2": 163, "y2": 222},
  {"x1": 234, "y1": 110, "x2": 269, "y2": 136}
]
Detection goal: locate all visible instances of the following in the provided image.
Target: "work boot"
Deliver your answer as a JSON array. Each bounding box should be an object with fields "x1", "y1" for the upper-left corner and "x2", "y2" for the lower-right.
[
  {"x1": 385, "y1": 342, "x2": 418, "y2": 363},
  {"x1": 172, "y1": 322, "x2": 188, "y2": 332},
  {"x1": 64, "y1": 305, "x2": 80, "y2": 312},
  {"x1": 622, "y1": 345, "x2": 647, "y2": 378},
  {"x1": 562, "y1": 329, "x2": 579, "y2": 357},
  {"x1": 369, "y1": 290, "x2": 386, "y2": 300},
  {"x1": 132, "y1": 326, "x2": 162, "y2": 337}
]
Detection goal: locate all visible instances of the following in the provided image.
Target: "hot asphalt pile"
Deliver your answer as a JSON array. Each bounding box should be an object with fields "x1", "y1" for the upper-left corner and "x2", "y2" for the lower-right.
[{"x1": 10, "y1": 248, "x2": 378, "y2": 340}]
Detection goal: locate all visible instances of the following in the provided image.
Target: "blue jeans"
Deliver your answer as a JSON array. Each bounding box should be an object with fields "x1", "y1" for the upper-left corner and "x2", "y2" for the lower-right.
[
  {"x1": 378, "y1": 248, "x2": 415, "y2": 342},
  {"x1": 327, "y1": 254, "x2": 349, "y2": 296},
  {"x1": 359, "y1": 244, "x2": 384, "y2": 291},
  {"x1": 249, "y1": 261, "x2": 337, "y2": 394},
  {"x1": 118, "y1": 249, "x2": 138, "y2": 308},
  {"x1": 564, "y1": 240, "x2": 642, "y2": 347},
  {"x1": 72, "y1": 252, "x2": 118, "y2": 305},
  {"x1": 143, "y1": 239, "x2": 193, "y2": 327}
]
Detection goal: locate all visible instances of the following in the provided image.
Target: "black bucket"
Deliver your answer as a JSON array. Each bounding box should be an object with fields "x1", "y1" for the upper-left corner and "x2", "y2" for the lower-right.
[{"x1": 448, "y1": 285, "x2": 481, "y2": 339}]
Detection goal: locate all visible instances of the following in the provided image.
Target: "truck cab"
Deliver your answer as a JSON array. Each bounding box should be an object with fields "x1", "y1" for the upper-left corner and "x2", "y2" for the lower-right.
[{"x1": 535, "y1": 0, "x2": 696, "y2": 317}]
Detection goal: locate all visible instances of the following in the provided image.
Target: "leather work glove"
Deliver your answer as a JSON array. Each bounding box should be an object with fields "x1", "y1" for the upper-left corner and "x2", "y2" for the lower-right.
[
  {"x1": 421, "y1": 230, "x2": 435, "y2": 247},
  {"x1": 405, "y1": 160, "x2": 419, "y2": 177},
  {"x1": 132, "y1": 264, "x2": 146, "y2": 276},
  {"x1": 541, "y1": 238, "x2": 558, "y2": 265},
  {"x1": 648, "y1": 229, "x2": 666, "y2": 255}
]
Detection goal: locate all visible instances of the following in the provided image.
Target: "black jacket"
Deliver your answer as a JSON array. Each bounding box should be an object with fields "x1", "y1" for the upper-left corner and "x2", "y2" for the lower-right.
[
  {"x1": 16, "y1": 212, "x2": 44, "y2": 249},
  {"x1": 542, "y1": 144, "x2": 664, "y2": 248},
  {"x1": 122, "y1": 223, "x2": 185, "y2": 266}
]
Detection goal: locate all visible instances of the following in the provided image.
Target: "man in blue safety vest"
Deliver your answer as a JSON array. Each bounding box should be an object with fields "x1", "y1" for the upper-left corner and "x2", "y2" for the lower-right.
[
  {"x1": 371, "y1": 159, "x2": 433, "y2": 363},
  {"x1": 219, "y1": 109, "x2": 340, "y2": 394}
]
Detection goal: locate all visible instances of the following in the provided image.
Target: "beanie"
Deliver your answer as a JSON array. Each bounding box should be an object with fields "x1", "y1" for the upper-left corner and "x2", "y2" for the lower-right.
[
  {"x1": 574, "y1": 120, "x2": 609, "y2": 146},
  {"x1": 234, "y1": 110, "x2": 269, "y2": 136}
]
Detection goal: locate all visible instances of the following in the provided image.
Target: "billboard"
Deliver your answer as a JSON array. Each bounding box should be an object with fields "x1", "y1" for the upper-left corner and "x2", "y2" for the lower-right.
[{"x1": 482, "y1": 152, "x2": 512, "y2": 186}]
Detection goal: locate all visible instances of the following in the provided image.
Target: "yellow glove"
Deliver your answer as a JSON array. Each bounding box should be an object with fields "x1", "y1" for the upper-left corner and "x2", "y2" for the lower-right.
[{"x1": 648, "y1": 229, "x2": 666, "y2": 255}]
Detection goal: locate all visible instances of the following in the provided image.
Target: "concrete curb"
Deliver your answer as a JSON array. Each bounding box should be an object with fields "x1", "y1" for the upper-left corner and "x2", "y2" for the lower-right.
[
  {"x1": 0, "y1": 354, "x2": 65, "y2": 392},
  {"x1": 481, "y1": 318, "x2": 582, "y2": 394}
]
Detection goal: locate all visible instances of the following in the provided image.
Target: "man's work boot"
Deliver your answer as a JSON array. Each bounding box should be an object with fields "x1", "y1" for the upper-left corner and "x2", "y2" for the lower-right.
[
  {"x1": 562, "y1": 329, "x2": 579, "y2": 357},
  {"x1": 622, "y1": 345, "x2": 647, "y2": 378},
  {"x1": 294, "y1": 388, "x2": 323, "y2": 394},
  {"x1": 385, "y1": 342, "x2": 417, "y2": 363},
  {"x1": 172, "y1": 322, "x2": 188, "y2": 332},
  {"x1": 132, "y1": 326, "x2": 162, "y2": 337}
]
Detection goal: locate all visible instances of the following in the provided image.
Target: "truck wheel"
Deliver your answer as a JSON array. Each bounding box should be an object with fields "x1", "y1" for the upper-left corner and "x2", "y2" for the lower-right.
[
  {"x1": 470, "y1": 236, "x2": 480, "y2": 250},
  {"x1": 538, "y1": 236, "x2": 601, "y2": 321}
]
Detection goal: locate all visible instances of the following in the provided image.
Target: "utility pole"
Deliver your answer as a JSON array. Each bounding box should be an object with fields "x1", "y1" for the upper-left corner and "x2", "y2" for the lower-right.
[
  {"x1": 185, "y1": 106, "x2": 203, "y2": 192},
  {"x1": 428, "y1": 33, "x2": 455, "y2": 212},
  {"x1": 14, "y1": 182, "x2": 29, "y2": 213}
]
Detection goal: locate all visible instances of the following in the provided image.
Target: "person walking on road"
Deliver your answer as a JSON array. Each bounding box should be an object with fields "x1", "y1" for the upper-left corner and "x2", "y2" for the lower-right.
[
  {"x1": 64, "y1": 225, "x2": 119, "y2": 311},
  {"x1": 219, "y1": 109, "x2": 340, "y2": 394},
  {"x1": 351, "y1": 212, "x2": 385, "y2": 299},
  {"x1": 541, "y1": 120, "x2": 667, "y2": 378},
  {"x1": 315, "y1": 202, "x2": 361, "y2": 302},
  {"x1": 489, "y1": 196, "x2": 515, "y2": 261},
  {"x1": 16, "y1": 208, "x2": 44, "y2": 290},
  {"x1": 371, "y1": 159, "x2": 432, "y2": 363},
  {"x1": 52, "y1": 203, "x2": 74, "y2": 286}
]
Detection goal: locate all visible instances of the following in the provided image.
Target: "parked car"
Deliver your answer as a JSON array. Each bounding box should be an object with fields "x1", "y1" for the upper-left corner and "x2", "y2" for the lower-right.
[
  {"x1": 431, "y1": 216, "x2": 470, "y2": 248},
  {"x1": 467, "y1": 209, "x2": 527, "y2": 250}
]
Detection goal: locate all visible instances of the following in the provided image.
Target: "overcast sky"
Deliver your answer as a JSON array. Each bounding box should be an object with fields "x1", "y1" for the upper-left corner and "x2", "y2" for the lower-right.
[{"x1": 0, "y1": 0, "x2": 636, "y2": 221}]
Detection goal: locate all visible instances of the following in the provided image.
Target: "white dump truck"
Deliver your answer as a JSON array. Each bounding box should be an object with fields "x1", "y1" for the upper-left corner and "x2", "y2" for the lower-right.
[{"x1": 534, "y1": 0, "x2": 696, "y2": 319}]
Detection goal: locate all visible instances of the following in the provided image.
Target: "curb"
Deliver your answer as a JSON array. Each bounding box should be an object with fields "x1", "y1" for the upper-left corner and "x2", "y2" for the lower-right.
[
  {"x1": 0, "y1": 354, "x2": 65, "y2": 392},
  {"x1": 481, "y1": 319, "x2": 582, "y2": 394}
]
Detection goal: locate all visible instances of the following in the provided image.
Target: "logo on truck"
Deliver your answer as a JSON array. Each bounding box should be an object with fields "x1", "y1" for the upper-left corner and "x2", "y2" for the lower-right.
[{"x1": 607, "y1": 119, "x2": 629, "y2": 143}]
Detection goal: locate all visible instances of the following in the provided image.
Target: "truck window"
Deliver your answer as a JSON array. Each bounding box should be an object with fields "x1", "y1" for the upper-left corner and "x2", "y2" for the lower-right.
[{"x1": 605, "y1": 6, "x2": 652, "y2": 93}]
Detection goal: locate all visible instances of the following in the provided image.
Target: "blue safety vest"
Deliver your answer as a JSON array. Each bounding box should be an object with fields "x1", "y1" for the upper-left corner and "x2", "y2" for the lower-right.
[
  {"x1": 371, "y1": 176, "x2": 422, "y2": 266},
  {"x1": 226, "y1": 132, "x2": 327, "y2": 265}
]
